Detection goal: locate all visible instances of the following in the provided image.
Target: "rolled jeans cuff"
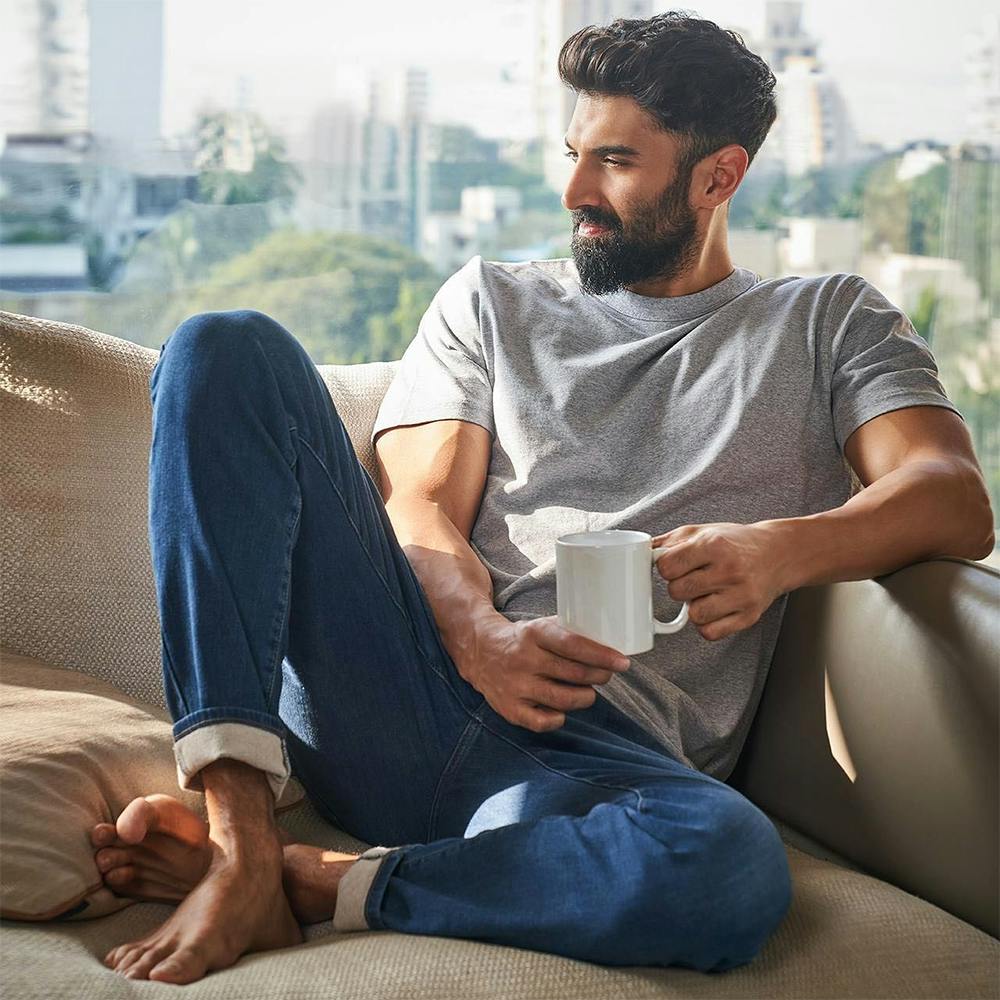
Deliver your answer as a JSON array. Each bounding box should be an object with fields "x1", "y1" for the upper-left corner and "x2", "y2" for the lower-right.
[
  {"x1": 333, "y1": 846, "x2": 403, "y2": 932},
  {"x1": 173, "y1": 721, "x2": 298, "y2": 807}
]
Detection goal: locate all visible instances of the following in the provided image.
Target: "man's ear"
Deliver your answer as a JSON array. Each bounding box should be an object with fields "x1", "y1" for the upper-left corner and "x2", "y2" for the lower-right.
[{"x1": 692, "y1": 144, "x2": 748, "y2": 208}]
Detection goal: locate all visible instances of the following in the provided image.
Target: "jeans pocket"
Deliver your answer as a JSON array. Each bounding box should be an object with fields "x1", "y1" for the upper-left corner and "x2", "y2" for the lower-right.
[{"x1": 426, "y1": 709, "x2": 487, "y2": 841}]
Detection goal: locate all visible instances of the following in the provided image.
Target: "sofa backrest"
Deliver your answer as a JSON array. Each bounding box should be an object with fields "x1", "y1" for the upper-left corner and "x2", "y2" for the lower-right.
[{"x1": 0, "y1": 310, "x2": 396, "y2": 708}]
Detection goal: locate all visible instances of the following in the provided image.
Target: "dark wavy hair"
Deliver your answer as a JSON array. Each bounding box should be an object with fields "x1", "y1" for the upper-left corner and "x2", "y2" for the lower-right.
[{"x1": 558, "y1": 10, "x2": 777, "y2": 172}]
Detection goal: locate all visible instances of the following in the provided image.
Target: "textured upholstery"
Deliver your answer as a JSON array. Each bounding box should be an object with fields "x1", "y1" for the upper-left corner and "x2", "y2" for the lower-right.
[{"x1": 2, "y1": 309, "x2": 998, "y2": 999}]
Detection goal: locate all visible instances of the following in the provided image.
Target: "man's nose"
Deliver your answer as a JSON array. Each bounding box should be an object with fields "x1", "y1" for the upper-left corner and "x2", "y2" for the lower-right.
[{"x1": 561, "y1": 160, "x2": 600, "y2": 213}]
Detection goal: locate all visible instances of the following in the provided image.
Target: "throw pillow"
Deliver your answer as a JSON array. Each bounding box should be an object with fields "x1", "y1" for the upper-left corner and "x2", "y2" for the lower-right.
[{"x1": 0, "y1": 649, "x2": 305, "y2": 921}]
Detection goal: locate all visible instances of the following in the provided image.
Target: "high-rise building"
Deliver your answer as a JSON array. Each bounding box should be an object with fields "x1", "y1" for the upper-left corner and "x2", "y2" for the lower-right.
[
  {"x1": 533, "y1": 0, "x2": 653, "y2": 192},
  {"x1": 402, "y1": 68, "x2": 430, "y2": 252},
  {"x1": 0, "y1": 0, "x2": 89, "y2": 136},
  {"x1": 964, "y1": 15, "x2": 1000, "y2": 154},
  {"x1": 756, "y1": 0, "x2": 818, "y2": 72},
  {"x1": 754, "y1": 2, "x2": 860, "y2": 177},
  {"x1": 290, "y1": 103, "x2": 364, "y2": 234},
  {"x1": 0, "y1": 0, "x2": 163, "y2": 153},
  {"x1": 357, "y1": 69, "x2": 431, "y2": 251},
  {"x1": 88, "y1": 0, "x2": 164, "y2": 162}
]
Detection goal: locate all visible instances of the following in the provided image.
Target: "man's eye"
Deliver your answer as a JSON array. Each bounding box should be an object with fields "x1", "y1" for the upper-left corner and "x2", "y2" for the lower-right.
[
  {"x1": 603, "y1": 158, "x2": 623, "y2": 166},
  {"x1": 563, "y1": 150, "x2": 577, "y2": 160}
]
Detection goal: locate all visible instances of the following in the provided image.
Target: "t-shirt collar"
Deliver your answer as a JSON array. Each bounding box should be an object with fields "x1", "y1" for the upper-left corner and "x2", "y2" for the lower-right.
[{"x1": 595, "y1": 266, "x2": 759, "y2": 322}]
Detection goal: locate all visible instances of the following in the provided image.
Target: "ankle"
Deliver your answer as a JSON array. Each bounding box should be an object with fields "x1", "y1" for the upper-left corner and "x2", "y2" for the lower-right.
[
  {"x1": 200, "y1": 759, "x2": 279, "y2": 840},
  {"x1": 209, "y1": 826, "x2": 285, "y2": 869}
]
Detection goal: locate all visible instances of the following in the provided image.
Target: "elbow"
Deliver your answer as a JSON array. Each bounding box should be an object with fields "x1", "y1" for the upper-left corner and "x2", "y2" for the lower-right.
[
  {"x1": 961, "y1": 470, "x2": 996, "y2": 561},
  {"x1": 968, "y1": 523, "x2": 996, "y2": 562}
]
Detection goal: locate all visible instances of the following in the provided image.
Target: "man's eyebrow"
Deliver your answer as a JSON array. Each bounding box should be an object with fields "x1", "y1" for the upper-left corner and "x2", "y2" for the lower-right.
[{"x1": 563, "y1": 137, "x2": 641, "y2": 157}]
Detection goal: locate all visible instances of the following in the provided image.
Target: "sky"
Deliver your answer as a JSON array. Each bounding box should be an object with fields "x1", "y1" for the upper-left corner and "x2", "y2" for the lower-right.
[{"x1": 161, "y1": 0, "x2": 997, "y2": 148}]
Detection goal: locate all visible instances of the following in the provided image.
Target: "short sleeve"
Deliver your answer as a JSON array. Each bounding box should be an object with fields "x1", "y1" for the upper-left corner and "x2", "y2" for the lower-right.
[
  {"x1": 829, "y1": 276, "x2": 963, "y2": 454},
  {"x1": 371, "y1": 257, "x2": 495, "y2": 445}
]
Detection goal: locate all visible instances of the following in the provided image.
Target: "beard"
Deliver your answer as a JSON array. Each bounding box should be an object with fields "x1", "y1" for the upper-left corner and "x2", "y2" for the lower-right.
[{"x1": 570, "y1": 169, "x2": 702, "y2": 296}]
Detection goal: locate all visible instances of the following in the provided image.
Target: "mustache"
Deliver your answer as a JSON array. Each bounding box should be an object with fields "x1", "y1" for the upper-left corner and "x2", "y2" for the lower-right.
[{"x1": 571, "y1": 208, "x2": 622, "y2": 231}]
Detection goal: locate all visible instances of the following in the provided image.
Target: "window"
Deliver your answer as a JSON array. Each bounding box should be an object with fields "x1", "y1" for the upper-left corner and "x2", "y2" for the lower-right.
[{"x1": 1, "y1": 0, "x2": 996, "y2": 550}]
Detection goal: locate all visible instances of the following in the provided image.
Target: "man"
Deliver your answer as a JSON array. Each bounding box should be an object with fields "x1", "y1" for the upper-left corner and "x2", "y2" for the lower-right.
[{"x1": 89, "y1": 11, "x2": 994, "y2": 985}]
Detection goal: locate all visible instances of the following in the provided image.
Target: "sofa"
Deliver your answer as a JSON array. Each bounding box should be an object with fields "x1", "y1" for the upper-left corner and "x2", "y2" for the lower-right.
[{"x1": 1, "y1": 307, "x2": 997, "y2": 1000}]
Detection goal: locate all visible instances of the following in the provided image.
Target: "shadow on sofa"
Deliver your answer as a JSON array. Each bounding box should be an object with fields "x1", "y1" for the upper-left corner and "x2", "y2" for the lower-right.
[{"x1": 1, "y1": 309, "x2": 998, "y2": 1000}]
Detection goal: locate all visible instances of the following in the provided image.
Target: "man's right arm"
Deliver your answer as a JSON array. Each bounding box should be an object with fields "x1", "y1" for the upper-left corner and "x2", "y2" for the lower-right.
[
  {"x1": 373, "y1": 418, "x2": 632, "y2": 731},
  {"x1": 373, "y1": 418, "x2": 504, "y2": 680}
]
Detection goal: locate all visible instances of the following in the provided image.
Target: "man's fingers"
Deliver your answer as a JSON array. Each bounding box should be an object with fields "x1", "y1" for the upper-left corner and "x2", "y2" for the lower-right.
[
  {"x1": 654, "y1": 539, "x2": 709, "y2": 580},
  {"x1": 538, "y1": 653, "x2": 616, "y2": 687},
  {"x1": 536, "y1": 623, "x2": 630, "y2": 670},
  {"x1": 520, "y1": 703, "x2": 566, "y2": 732},
  {"x1": 665, "y1": 567, "x2": 717, "y2": 602},
  {"x1": 531, "y1": 678, "x2": 598, "y2": 713}
]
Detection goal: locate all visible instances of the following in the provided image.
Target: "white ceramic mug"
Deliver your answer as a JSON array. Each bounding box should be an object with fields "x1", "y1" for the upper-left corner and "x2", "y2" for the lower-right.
[{"x1": 555, "y1": 529, "x2": 689, "y2": 656}]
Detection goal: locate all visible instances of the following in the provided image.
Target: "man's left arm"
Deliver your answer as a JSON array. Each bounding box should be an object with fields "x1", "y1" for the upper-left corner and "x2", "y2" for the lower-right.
[{"x1": 655, "y1": 405, "x2": 995, "y2": 642}]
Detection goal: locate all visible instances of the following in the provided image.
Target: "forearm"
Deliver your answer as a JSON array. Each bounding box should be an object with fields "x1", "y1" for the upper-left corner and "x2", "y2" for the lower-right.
[
  {"x1": 767, "y1": 459, "x2": 996, "y2": 592},
  {"x1": 384, "y1": 496, "x2": 506, "y2": 676}
]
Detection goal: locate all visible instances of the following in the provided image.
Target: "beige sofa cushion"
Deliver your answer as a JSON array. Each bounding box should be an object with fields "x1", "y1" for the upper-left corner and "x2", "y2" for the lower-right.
[
  {"x1": 0, "y1": 649, "x2": 303, "y2": 921},
  {"x1": 2, "y1": 795, "x2": 998, "y2": 999}
]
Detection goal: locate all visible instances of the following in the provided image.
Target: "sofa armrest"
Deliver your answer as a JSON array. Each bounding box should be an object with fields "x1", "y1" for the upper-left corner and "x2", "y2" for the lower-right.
[{"x1": 728, "y1": 558, "x2": 999, "y2": 938}]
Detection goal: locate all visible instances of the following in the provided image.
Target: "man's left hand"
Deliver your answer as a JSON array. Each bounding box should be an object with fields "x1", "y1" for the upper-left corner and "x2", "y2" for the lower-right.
[{"x1": 652, "y1": 522, "x2": 792, "y2": 642}]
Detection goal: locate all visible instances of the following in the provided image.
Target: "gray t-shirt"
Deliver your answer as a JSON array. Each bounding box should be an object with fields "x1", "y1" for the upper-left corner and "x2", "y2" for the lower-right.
[{"x1": 371, "y1": 255, "x2": 962, "y2": 781}]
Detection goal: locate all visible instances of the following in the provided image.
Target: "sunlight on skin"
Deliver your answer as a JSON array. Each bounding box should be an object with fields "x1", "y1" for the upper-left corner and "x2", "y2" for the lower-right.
[{"x1": 824, "y1": 668, "x2": 858, "y2": 783}]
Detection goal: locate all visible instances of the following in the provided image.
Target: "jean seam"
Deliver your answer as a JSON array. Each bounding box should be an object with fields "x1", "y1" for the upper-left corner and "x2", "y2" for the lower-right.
[
  {"x1": 160, "y1": 639, "x2": 191, "y2": 718},
  {"x1": 264, "y1": 454, "x2": 301, "y2": 715},
  {"x1": 425, "y1": 709, "x2": 487, "y2": 842},
  {"x1": 293, "y1": 431, "x2": 477, "y2": 718},
  {"x1": 472, "y1": 711, "x2": 648, "y2": 813}
]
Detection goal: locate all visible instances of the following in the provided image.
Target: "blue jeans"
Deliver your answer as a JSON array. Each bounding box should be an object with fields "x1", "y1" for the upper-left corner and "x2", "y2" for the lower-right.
[{"x1": 147, "y1": 309, "x2": 792, "y2": 972}]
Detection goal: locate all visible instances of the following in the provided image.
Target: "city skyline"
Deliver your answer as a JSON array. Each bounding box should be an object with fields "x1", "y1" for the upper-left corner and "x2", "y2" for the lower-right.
[{"x1": 160, "y1": 0, "x2": 996, "y2": 149}]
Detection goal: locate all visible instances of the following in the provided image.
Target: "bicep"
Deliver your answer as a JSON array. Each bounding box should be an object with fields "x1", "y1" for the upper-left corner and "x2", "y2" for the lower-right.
[
  {"x1": 374, "y1": 419, "x2": 492, "y2": 540},
  {"x1": 843, "y1": 405, "x2": 981, "y2": 486}
]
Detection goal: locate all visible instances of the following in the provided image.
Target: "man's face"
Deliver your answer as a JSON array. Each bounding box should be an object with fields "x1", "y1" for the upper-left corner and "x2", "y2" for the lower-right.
[{"x1": 561, "y1": 93, "x2": 702, "y2": 295}]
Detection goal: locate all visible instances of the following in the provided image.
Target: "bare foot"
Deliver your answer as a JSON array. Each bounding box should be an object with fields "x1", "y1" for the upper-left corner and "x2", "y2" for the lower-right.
[
  {"x1": 92, "y1": 794, "x2": 359, "y2": 925},
  {"x1": 103, "y1": 839, "x2": 302, "y2": 982},
  {"x1": 90, "y1": 794, "x2": 212, "y2": 904}
]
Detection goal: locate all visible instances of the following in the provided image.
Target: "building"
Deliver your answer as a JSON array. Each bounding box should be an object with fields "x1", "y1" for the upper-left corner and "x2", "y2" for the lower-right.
[
  {"x1": 781, "y1": 216, "x2": 862, "y2": 276},
  {"x1": 422, "y1": 185, "x2": 524, "y2": 275},
  {"x1": 0, "y1": 0, "x2": 183, "y2": 291},
  {"x1": 964, "y1": 15, "x2": 1000, "y2": 153},
  {"x1": 87, "y1": 0, "x2": 164, "y2": 163},
  {"x1": 0, "y1": 0, "x2": 163, "y2": 158},
  {"x1": 355, "y1": 68, "x2": 431, "y2": 252},
  {"x1": 754, "y1": 2, "x2": 860, "y2": 177},
  {"x1": 533, "y1": 0, "x2": 653, "y2": 192},
  {"x1": 289, "y1": 103, "x2": 364, "y2": 235},
  {"x1": 0, "y1": 0, "x2": 89, "y2": 135}
]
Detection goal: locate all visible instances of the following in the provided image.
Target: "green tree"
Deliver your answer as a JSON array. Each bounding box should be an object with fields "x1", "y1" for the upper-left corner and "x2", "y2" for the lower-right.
[
  {"x1": 174, "y1": 228, "x2": 438, "y2": 363},
  {"x1": 193, "y1": 110, "x2": 303, "y2": 209}
]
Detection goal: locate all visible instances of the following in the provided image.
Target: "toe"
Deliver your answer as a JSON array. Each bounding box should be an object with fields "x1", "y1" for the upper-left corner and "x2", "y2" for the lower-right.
[
  {"x1": 90, "y1": 823, "x2": 117, "y2": 848},
  {"x1": 104, "y1": 942, "x2": 140, "y2": 968},
  {"x1": 148, "y1": 947, "x2": 208, "y2": 985},
  {"x1": 96, "y1": 848, "x2": 129, "y2": 873},
  {"x1": 111, "y1": 943, "x2": 144, "y2": 973},
  {"x1": 120, "y1": 943, "x2": 172, "y2": 980},
  {"x1": 116, "y1": 797, "x2": 154, "y2": 845},
  {"x1": 105, "y1": 865, "x2": 137, "y2": 888}
]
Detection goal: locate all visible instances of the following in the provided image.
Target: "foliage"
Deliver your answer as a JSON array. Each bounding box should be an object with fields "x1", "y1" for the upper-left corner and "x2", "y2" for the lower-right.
[
  {"x1": 115, "y1": 200, "x2": 278, "y2": 292},
  {"x1": 192, "y1": 110, "x2": 303, "y2": 209},
  {"x1": 171, "y1": 228, "x2": 439, "y2": 363}
]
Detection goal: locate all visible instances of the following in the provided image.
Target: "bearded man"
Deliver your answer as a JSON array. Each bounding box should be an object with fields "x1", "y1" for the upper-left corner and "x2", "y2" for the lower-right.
[{"x1": 89, "y1": 11, "x2": 993, "y2": 985}]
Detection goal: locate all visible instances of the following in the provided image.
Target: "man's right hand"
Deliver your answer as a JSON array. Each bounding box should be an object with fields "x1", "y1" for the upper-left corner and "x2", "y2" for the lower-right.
[{"x1": 456, "y1": 615, "x2": 632, "y2": 733}]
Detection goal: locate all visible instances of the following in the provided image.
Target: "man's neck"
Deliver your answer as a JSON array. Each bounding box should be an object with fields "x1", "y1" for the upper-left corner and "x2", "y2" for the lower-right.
[{"x1": 625, "y1": 221, "x2": 733, "y2": 299}]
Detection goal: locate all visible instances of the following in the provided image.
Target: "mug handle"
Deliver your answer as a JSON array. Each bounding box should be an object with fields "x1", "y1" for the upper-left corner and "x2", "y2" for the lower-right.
[{"x1": 651, "y1": 546, "x2": 689, "y2": 634}]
